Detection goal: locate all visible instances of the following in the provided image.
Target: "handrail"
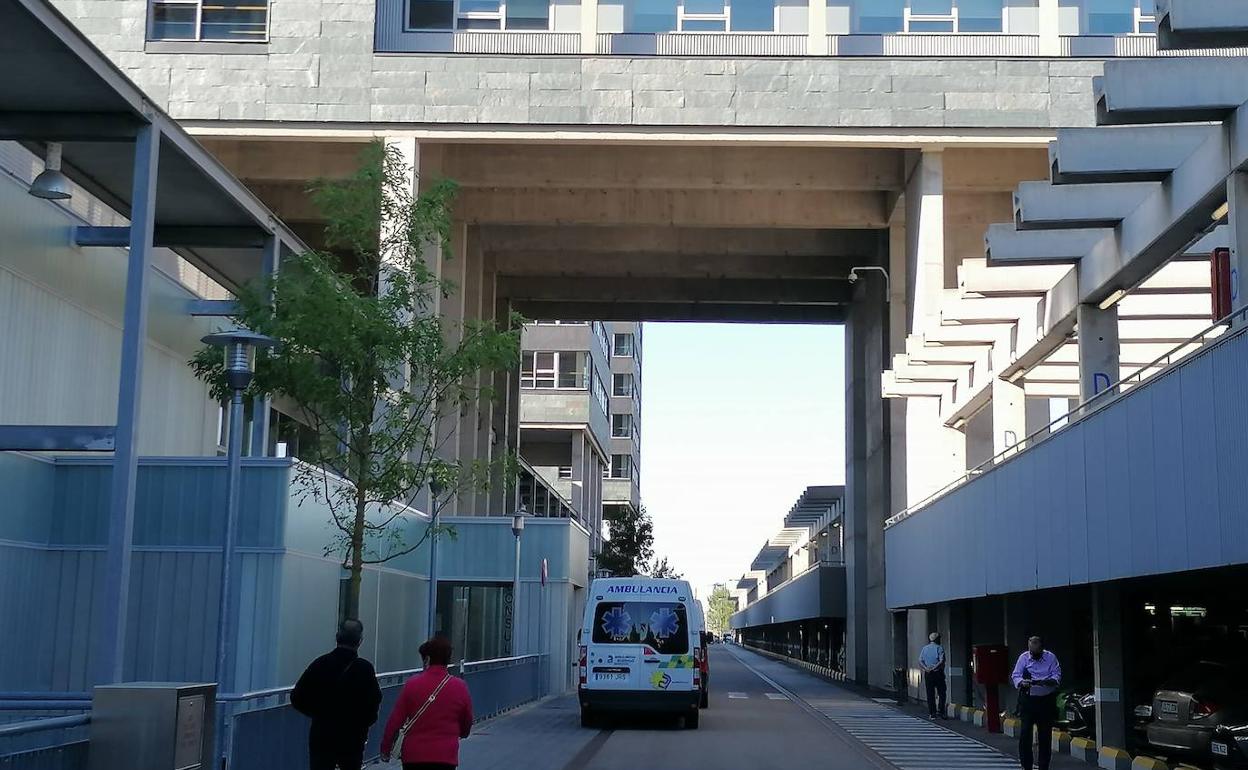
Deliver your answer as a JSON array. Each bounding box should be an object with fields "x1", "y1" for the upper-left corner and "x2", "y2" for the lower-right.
[
  {"x1": 885, "y1": 304, "x2": 1248, "y2": 529},
  {"x1": 0, "y1": 693, "x2": 90, "y2": 701},
  {"x1": 0, "y1": 714, "x2": 90, "y2": 738},
  {"x1": 220, "y1": 654, "x2": 544, "y2": 703},
  {"x1": 0, "y1": 701, "x2": 90, "y2": 711}
]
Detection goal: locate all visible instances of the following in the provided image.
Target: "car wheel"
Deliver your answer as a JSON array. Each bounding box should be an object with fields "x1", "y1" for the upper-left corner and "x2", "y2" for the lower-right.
[{"x1": 685, "y1": 710, "x2": 700, "y2": 729}]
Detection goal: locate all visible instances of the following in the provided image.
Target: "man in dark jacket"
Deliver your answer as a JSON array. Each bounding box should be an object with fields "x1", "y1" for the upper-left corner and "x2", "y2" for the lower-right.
[{"x1": 291, "y1": 619, "x2": 383, "y2": 770}]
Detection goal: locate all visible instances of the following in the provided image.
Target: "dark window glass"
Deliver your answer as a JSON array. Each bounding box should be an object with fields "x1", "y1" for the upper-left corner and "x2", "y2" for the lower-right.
[
  {"x1": 627, "y1": 0, "x2": 677, "y2": 32},
  {"x1": 409, "y1": 0, "x2": 454, "y2": 29},
  {"x1": 507, "y1": 0, "x2": 550, "y2": 29},
  {"x1": 683, "y1": 18, "x2": 726, "y2": 30},
  {"x1": 150, "y1": 3, "x2": 197, "y2": 39},
  {"x1": 459, "y1": 16, "x2": 501, "y2": 28},
  {"x1": 855, "y1": 0, "x2": 903, "y2": 32},
  {"x1": 958, "y1": 0, "x2": 1002, "y2": 32},
  {"x1": 909, "y1": 19, "x2": 955, "y2": 31},
  {"x1": 1085, "y1": 0, "x2": 1133, "y2": 33},
  {"x1": 558, "y1": 352, "x2": 584, "y2": 388},
  {"x1": 730, "y1": 0, "x2": 774, "y2": 31},
  {"x1": 200, "y1": 0, "x2": 269, "y2": 40},
  {"x1": 591, "y1": 601, "x2": 689, "y2": 654},
  {"x1": 911, "y1": 0, "x2": 952, "y2": 13}
]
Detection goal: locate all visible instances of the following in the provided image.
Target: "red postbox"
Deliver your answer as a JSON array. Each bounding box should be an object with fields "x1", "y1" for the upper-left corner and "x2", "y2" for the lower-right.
[{"x1": 973, "y1": 644, "x2": 1010, "y2": 733}]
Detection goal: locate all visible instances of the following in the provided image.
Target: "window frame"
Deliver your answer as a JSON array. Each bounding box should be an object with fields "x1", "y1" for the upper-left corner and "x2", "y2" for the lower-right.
[
  {"x1": 1082, "y1": 0, "x2": 1155, "y2": 35},
  {"x1": 853, "y1": 0, "x2": 1010, "y2": 35},
  {"x1": 613, "y1": 333, "x2": 634, "y2": 358},
  {"x1": 147, "y1": 0, "x2": 272, "y2": 43},
  {"x1": 613, "y1": 373, "x2": 634, "y2": 398},
  {"x1": 609, "y1": 454, "x2": 633, "y2": 479},
  {"x1": 405, "y1": 0, "x2": 554, "y2": 32},
  {"x1": 521, "y1": 351, "x2": 587, "y2": 390},
  {"x1": 612, "y1": 412, "x2": 633, "y2": 439}
]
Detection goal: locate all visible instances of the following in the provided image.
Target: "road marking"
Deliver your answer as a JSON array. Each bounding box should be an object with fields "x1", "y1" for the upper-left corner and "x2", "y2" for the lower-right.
[
  {"x1": 727, "y1": 692, "x2": 748, "y2": 699},
  {"x1": 764, "y1": 693, "x2": 788, "y2": 700},
  {"x1": 728, "y1": 648, "x2": 1018, "y2": 770}
]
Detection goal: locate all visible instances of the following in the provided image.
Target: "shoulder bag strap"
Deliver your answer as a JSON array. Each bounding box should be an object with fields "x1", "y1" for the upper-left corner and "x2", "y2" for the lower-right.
[{"x1": 394, "y1": 674, "x2": 454, "y2": 754}]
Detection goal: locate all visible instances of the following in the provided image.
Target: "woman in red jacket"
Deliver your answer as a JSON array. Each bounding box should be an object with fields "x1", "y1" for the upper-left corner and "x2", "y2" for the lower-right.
[{"x1": 380, "y1": 636, "x2": 473, "y2": 770}]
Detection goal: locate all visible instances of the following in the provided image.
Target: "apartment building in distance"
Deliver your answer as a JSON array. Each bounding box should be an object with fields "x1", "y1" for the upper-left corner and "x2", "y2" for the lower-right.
[{"x1": 604, "y1": 322, "x2": 642, "y2": 525}]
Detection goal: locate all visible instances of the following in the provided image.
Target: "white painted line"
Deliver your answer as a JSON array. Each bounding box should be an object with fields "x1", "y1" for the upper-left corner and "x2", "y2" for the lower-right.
[
  {"x1": 872, "y1": 698, "x2": 897, "y2": 704},
  {"x1": 727, "y1": 692, "x2": 748, "y2": 699},
  {"x1": 765, "y1": 692, "x2": 789, "y2": 700}
]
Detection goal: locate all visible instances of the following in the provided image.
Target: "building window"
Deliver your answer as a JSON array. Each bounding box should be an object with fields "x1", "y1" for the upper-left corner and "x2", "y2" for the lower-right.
[
  {"x1": 1083, "y1": 0, "x2": 1153, "y2": 34},
  {"x1": 613, "y1": 373, "x2": 633, "y2": 397},
  {"x1": 612, "y1": 413, "x2": 632, "y2": 438},
  {"x1": 613, "y1": 333, "x2": 634, "y2": 358},
  {"x1": 592, "y1": 369, "x2": 610, "y2": 415},
  {"x1": 522, "y1": 351, "x2": 589, "y2": 389},
  {"x1": 851, "y1": 0, "x2": 1004, "y2": 34},
  {"x1": 609, "y1": 454, "x2": 633, "y2": 479},
  {"x1": 436, "y1": 582, "x2": 514, "y2": 662},
  {"x1": 407, "y1": 0, "x2": 551, "y2": 30},
  {"x1": 148, "y1": 0, "x2": 270, "y2": 41}
]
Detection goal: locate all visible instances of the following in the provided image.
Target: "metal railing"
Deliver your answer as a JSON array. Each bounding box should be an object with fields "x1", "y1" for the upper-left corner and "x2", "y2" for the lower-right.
[
  {"x1": 224, "y1": 654, "x2": 546, "y2": 770},
  {"x1": 0, "y1": 715, "x2": 90, "y2": 770},
  {"x1": 885, "y1": 306, "x2": 1248, "y2": 530},
  {"x1": 830, "y1": 33, "x2": 1040, "y2": 57}
]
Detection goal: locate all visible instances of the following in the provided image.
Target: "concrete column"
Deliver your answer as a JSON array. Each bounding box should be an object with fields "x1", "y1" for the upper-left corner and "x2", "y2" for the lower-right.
[
  {"x1": 845, "y1": 256, "x2": 892, "y2": 688},
  {"x1": 580, "y1": 0, "x2": 598, "y2": 53},
  {"x1": 456, "y1": 229, "x2": 485, "y2": 514},
  {"x1": 991, "y1": 378, "x2": 1026, "y2": 456},
  {"x1": 1228, "y1": 171, "x2": 1248, "y2": 315},
  {"x1": 1037, "y1": 0, "x2": 1062, "y2": 56},
  {"x1": 807, "y1": 0, "x2": 828, "y2": 56},
  {"x1": 572, "y1": 432, "x2": 587, "y2": 520},
  {"x1": 1092, "y1": 584, "x2": 1130, "y2": 756},
  {"x1": 905, "y1": 149, "x2": 945, "y2": 327},
  {"x1": 1076, "y1": 303, "x2": 1120, "y2": 403},
  {"x1": 1003, "y1": 595, "x2": 1030, "y2": 716},
  {"x1": 946, "y1": 601, "x2": 972, "y2": 708}
]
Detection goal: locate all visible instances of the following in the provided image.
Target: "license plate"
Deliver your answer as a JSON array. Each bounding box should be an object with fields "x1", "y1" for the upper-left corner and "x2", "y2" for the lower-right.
[
  {"x1": 593, "y1": 672, "x2": 628, "y2": 681},
  {"x1": 1160, "y1": 701, "x2": 1179, "y2": 716},
  {"x1": 1213, "y1": 741, "x2": 1229, "y2": 757}
]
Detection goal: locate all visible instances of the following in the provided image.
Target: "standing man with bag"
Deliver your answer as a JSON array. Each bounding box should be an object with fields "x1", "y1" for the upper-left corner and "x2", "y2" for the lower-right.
[
  {"x1": 1011, "y1": 635, "x2": 1062, "y2": 770},
  {"x1": 291, "y1": 619, "x2": 384, "y2": 770},
  {"x1": 381, "y1": 636, "x2": 474, "y2": 770},
  {"x1": 919, "y1": 632, "x2": 948, "y2": 719}
]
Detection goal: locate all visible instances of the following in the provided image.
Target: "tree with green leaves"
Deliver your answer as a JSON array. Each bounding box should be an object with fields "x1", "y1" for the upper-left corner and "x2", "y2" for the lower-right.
[
  {"x1": 598, "y1": 504, "x2": 655, "y2": 577},
  {"x1": 193, "y1": 141, "x2": 521, "y2": 620},
  {"x1": 706, "y1": 584, "x2": 736, "y2": 634},
  {"x1": 647, "y1": 556, "x2": 683, "y2": 579}
]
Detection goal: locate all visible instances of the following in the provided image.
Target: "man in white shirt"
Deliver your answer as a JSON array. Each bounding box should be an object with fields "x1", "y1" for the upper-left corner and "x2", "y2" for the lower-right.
[{"x1": 918, "y1": 632, "x2": 947, "y2": 719}]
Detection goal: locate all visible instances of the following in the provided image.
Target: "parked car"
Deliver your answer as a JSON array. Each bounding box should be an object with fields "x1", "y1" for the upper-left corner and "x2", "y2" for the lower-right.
[
  {"x1": 1212, "y1": 706, "x2": 1248, "y2": 769},
  {"x1": 1146, "y1": 661, "x2": 1248, "y2": 759}
]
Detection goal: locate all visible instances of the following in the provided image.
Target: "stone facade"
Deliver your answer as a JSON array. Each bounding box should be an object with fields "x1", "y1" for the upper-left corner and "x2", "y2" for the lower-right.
[{"x1": 53, "y1": 0, "x2": 1105, "y2": 129}]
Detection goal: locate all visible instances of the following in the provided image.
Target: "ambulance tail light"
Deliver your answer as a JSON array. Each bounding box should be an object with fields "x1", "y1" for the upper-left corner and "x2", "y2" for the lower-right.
[{"x1": 578, "y1": 645, "x2": 587, "y2": 687}]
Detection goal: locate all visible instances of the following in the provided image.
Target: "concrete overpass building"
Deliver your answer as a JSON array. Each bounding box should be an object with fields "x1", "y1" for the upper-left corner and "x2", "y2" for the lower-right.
[{"x1": 28, "y1": 0, "x2": 1248, "y2": 717}]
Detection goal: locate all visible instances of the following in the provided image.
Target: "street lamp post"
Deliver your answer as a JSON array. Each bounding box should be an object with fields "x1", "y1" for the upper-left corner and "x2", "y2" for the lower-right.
[
  {"x1": 426, "y1": 478, "x2": 445, "y2": 642},
  {"x1": 511, "y1": 506, "x2": 527, "y2": 655},
  {"x1": 201, "y1": 329, "x2": 276, "y2": 765}
]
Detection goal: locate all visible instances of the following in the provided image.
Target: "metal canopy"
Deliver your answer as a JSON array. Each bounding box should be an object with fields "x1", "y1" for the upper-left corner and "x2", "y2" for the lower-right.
[{"x1": 0, "y1": 0, "x2": 308, "y2": 290}]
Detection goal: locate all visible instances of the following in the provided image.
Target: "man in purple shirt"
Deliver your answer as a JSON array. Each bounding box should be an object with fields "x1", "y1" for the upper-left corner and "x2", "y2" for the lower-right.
[{"x1": 1011, "y1": 636, "x2": 1062, "y2": 770}]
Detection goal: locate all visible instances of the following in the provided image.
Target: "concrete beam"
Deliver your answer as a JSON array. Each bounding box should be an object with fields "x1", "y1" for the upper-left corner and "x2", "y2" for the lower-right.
[
  {"x1": 1157, "y1": 0, "x2": 1248, "y2": 50},
  {"x1": 958, "y1": 259, "x2": 1073, "y2": 295},
  {"x1": 941, "y1": 148, "x2": 1051, "y2": 193},
  {"x1": 508, "y1": 300, "x2": 848, "y2": 324},
  {"x1": 492, "y1": 251, "x2": 856, "y2": 279},
  {"x1": 986, "y1": 225, "x2": 1111, "y2": 265},
  {"x1": 906, "y1": 336, "x2": 992, "y2": 365},
  {"x1": 1049, "y1": 125, "x2": 1217, "y2": 184},
  {"x1": 889, "y1": 355, "x2": 966, "y2": 382},
  {"x1": 439, "y1": 144, "x2": 906, "y2": 191},
  {"x1": 499, "y1": 276, "x2": 851, "y2": 305},
  {"x1": 479, "y1": 225, "x2": 880, "y2": 258},
  {"x1": 457, "y1": 188, "x2": 891, "y2": 228},
  {"x1": 1094, "y1": 58, "x2": 1248, "y2": 125},
  {"x1": 882, "y1": 371, "x2": 955, "y2": 400},
  {"x1": 1013, "y1": 181, "x2": 1159, "y2": 231},
  {"x1": 939, "y1": 293, "x2": 1041, "y2": 324},
  {"x1": 202, "y1": 139, "x2": 371, "y2": 182}
]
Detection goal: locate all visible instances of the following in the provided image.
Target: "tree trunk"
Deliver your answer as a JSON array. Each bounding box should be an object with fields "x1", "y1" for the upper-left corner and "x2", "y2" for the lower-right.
[{"x1": 346, "y1": 486, "x2": 367, "y2": 621}]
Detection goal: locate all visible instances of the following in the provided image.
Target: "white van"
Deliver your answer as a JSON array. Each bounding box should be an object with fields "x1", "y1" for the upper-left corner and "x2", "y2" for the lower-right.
[{"x1": 577, "y1": 577, "x2": 705, "y2": 729}]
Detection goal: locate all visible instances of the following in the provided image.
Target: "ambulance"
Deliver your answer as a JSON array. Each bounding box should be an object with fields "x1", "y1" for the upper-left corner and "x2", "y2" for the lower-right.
[{"x1": 578, "y1": 577, "x2": 706, "y2": 729}]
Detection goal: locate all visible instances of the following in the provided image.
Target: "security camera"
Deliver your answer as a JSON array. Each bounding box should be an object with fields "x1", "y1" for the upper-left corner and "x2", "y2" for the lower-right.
[{"x1": 847, "y1": 270, "x2": 859, "y2": 284}]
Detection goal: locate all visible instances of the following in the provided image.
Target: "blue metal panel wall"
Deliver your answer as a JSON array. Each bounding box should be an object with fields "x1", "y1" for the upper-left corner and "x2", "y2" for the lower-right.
[
  {"x1": 0, "y1": 453, "x2": 56, "y2": 543},
  {"x1": 729, "y1": 564, "x2": 847, "y2": 629},
  {"x1": 0, "y1": 460, "x2": 291, "y2": 692},
  {"x1": 886, "y1": 330, "x2": 1248, "y2": 609},
  {"x1": 438, "y1": 517, "x2": 583, "y2": 582}
]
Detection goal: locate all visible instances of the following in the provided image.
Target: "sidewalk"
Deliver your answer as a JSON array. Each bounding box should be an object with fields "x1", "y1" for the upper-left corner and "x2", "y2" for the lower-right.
[
  {"x1": 734, "y1": 647, "x2": 1090, "y2": 770},
  {"x1": 373, "y1": 694, "x2": 596, "y2": 770}
]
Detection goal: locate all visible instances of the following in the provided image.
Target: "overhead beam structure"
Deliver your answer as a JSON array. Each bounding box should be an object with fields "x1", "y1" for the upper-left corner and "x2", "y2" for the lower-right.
[{"x1": 1157, "y1": 0, "x2": 1248, "y2": 49}]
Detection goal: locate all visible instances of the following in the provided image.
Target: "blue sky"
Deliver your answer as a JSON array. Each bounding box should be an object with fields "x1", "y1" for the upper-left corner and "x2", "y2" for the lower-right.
[{"x1": 638, "y1": 323, "x2": 845, "y2": 599}]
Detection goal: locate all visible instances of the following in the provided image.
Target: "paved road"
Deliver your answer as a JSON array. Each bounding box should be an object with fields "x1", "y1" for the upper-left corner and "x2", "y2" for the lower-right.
[{"x1": 408, "y1": 645, "x2": 1028, "y2": 770}]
